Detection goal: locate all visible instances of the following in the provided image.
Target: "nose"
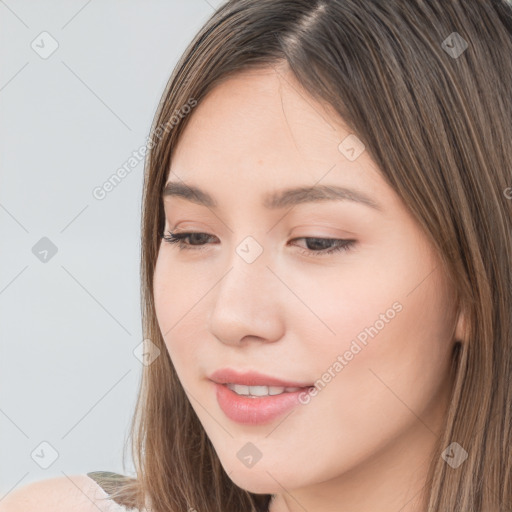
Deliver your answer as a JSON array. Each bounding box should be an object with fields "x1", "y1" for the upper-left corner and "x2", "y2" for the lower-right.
[{"x1": 208, "y1": 247, "x2": 285, "y2": 347}]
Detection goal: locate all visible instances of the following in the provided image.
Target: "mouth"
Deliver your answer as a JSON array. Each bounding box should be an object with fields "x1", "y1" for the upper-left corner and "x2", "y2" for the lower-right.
[
  {"x1": 208, "y1": 369, "x2": 315, "y2": 425},
  {"x1": 224, "y1": 383, "x2": 307, "y2": 397},
  {"x1": 212, "y1": 382, "x2": 314, "y2": 425},
  {"x1": 208, "y1": 367, "x2": 313, "y2": 389}
]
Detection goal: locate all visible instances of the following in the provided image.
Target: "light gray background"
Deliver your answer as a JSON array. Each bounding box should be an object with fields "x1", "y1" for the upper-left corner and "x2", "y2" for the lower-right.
[{"x1": 0, "y1": 0, "x2": 225, "y2": 496}]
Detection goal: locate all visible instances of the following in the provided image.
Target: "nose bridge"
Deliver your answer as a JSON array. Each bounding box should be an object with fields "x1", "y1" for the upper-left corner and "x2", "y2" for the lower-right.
[
  {"x1": 208, "y1": 233, "x2": 284, "y2": 343},
  {"x1": 218, "y1": 233, "x2": 273, "y2": 305}
]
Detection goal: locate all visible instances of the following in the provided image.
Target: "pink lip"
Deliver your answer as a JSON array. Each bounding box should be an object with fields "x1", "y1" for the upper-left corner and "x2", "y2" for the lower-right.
[
  {"x1": 208, "y1": 368, "x2": 312, "y2": 388},
  {"x1": 208, "y1": 368, "x2": 314, "y2": 425}
]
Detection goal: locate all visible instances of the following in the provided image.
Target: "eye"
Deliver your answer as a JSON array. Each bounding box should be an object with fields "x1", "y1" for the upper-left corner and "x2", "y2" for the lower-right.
[
  {"x1": 294, "y1": 237, "x2": 356, "y2": 256},
  {"x1": 162, "y1": 231, "x2": 216, "y2": 251},
  {"x1": 161, "y1": 231, "x2": 356, "y2": 257}
]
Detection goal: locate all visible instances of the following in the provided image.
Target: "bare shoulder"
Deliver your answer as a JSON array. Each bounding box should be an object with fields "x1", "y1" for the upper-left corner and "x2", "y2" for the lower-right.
[{"x1": 0, "y1": 474, "x2": 107, "y2": 512}]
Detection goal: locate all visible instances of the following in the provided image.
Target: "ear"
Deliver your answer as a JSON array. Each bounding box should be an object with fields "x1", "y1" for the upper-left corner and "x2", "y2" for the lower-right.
[{"x1": 454, "y1": 304, "x2": 467, "y2": 343}]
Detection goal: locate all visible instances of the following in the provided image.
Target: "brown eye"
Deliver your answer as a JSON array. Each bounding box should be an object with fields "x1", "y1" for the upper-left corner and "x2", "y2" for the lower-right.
[
  {"x1": 161, "y1": 231, "x2": 356, "y2": 257},
  {"x1": 162, "y1": 231, "x2": 217, "y2": 250},
  {"x1": 290, "y1": 237, "x2": 357, "y2": 257}
]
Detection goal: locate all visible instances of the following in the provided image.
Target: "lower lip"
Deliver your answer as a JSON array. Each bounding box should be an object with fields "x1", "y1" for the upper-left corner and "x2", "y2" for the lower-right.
[{"x1": 213, "y1": 382, "x2": 313, "y2": 425}]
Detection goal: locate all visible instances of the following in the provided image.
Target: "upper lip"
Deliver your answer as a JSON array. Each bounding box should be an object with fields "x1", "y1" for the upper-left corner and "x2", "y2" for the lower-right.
[{"x1": 208, "y1": 368, "x2": 312, "y2": 388}]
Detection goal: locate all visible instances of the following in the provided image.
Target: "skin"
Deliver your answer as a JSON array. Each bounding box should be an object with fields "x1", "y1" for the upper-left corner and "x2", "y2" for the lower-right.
[{"x1": 153, "y1": 64, "x2": 465, "y2": 512}]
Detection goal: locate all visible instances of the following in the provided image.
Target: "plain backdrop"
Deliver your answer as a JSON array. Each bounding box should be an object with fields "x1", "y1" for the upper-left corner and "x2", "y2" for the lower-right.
[{"x1": 0, "y1": 0, "x2": 226, "y2": 496}]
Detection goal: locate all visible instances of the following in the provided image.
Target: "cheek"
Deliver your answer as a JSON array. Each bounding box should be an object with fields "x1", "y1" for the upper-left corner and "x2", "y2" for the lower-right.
[
  {"x1": 153, "y1": 250, "x2": 177, "y2": 333},
  {"x1": 153, "y1": 248, "x2": 205, "y2": 326},
  {"x1": 297, "y1": 233, "x2": 454, "y2": 406},
  {"x1": 153, "y1": 249, "x2": 212, "y2": 373},
  {"x1": 153, "y1": 260, "x2": 220, "y2": 451},
  {"x1": 305, "y1": 265, "x2": 454, "y2": 446}
]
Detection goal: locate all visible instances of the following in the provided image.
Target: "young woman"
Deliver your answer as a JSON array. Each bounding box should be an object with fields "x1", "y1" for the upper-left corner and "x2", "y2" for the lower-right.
[{"x1": 4, "y1": 1, "x2": 511, "y2": 511}]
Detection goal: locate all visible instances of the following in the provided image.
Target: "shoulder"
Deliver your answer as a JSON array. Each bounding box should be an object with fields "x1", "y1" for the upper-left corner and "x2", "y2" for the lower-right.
[{"x1": 0, "y1": 472, "x2": 132, "y2": 512}]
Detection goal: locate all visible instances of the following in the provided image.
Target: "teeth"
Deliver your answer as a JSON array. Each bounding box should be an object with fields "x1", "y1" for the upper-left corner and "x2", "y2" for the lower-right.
[{"x1": 226, "y1": 383, "x2": 303, "y2": 396}]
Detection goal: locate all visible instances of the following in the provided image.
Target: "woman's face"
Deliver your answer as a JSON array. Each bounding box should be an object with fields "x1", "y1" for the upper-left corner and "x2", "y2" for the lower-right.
[{"x1": 153, "y1": 66, "x2": 464, "y2": 507}]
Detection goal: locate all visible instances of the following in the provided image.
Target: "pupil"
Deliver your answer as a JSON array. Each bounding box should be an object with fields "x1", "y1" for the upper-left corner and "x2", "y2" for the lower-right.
[
  {"x1": 306, "y1": 238, "x2": 331, "y2": 250},
  {"x1": 189, "y1": 233, "x2": 207, "y2": 245}
]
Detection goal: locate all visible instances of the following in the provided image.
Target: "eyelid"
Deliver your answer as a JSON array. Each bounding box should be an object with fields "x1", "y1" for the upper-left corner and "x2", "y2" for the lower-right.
[
  {"x1": 166, "y1": 221, "x2": 205, "y2": 235},
  {"x1": 168, "y1": 223, "x2": 354, "y2": 241},
  {"x1": 161, "y1": 229, "x2": 357, "y2": 258},
  {"x1": 288, "y1": 223, "x2": 358, "y2": 237}
]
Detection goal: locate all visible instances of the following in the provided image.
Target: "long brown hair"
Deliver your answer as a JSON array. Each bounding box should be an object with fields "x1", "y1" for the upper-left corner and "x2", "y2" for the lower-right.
[{"x1": 106, "y1": 1, "x2": 512, "y2": 510}]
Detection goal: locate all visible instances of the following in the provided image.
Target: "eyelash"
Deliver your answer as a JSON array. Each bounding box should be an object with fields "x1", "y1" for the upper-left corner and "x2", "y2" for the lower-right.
[{"x1": 161, "y1": 231, "x2": 356, "y2": 257}]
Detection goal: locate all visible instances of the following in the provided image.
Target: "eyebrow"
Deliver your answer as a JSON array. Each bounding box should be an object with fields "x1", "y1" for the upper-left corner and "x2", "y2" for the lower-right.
[{"x1": 162, "y1": 181, "x2": 383, "y2": 212}]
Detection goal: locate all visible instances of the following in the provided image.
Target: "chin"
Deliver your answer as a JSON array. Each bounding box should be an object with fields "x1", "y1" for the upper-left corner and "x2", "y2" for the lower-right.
[{"x1": 228, "y1": 471, "x2": 283, "y2": 495}]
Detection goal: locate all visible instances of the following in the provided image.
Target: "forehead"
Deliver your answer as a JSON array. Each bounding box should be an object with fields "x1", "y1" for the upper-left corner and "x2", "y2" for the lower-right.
[
  {"x1": 173, "y1": 67, "x2": 345, "y2": 163},
  {"x1": 167, "y1": 67, "x2": 389, "y2": 211}
]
